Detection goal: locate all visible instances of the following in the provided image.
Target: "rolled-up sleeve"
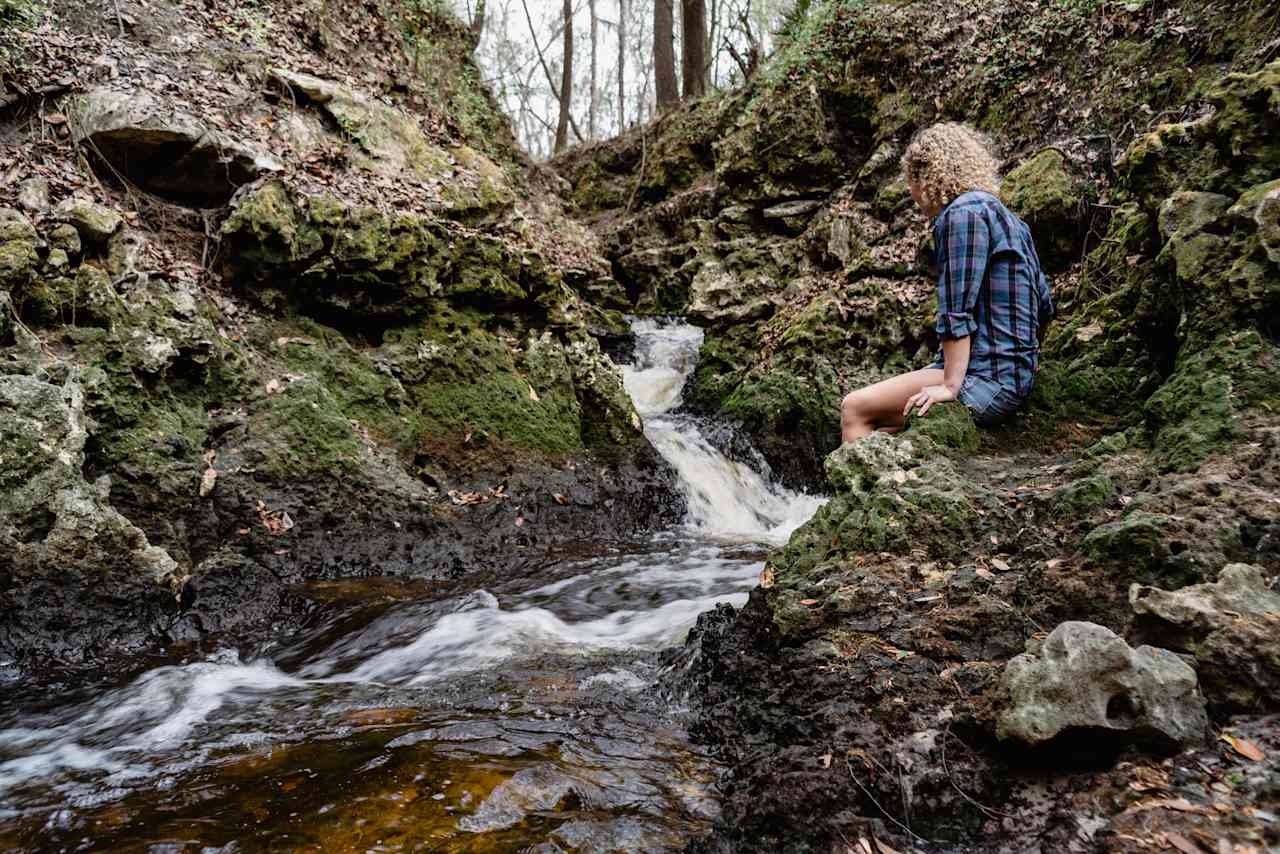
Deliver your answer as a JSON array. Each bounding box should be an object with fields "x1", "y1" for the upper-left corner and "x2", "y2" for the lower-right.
[{"x1": 934, "y1": 207, "x2": 989, "y2": 340}]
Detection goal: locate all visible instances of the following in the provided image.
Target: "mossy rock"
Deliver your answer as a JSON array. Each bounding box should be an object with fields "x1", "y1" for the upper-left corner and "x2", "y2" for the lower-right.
[
  {"x1": 244, "y1": 379, "x2": 365, "y2": 481},
  {"x1": 766, "y1": 433, "x2": 1010, "y2": 633},
  {"x1": 1048, "y1": 473, "x2": 1114, "y2": 518},
  {"x1": 1143, "y1": 329, "x2": 1280, "y2": 472},
  {"x1": 1002, "y1": 149, "x2": 1090, "y2": 271},
  {"x1": 0, "y1": 208, "x2": 38, "y2": 292},
  {"x1": 901, "y1": 401, "x2": 978, "y2": 454}
]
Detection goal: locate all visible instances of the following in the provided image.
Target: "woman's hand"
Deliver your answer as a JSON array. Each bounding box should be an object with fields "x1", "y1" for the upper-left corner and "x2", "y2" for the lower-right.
[{"x1": 903, "y1": 384, "x2": 956, "y2": 418}]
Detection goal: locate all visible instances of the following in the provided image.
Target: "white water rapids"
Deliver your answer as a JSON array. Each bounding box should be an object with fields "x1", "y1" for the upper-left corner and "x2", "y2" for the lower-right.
[{"x1": 0, "y1": 317, "x2": 825, "y2": 850}]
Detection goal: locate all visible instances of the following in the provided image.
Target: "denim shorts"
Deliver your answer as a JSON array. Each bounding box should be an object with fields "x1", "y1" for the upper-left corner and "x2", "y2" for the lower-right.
[
  {"x1": 956, "y1": 374, "x2": 1024, "y2": 425},
  {"x1": 929, "y1": 360, "x2": 1025, "y2": 425}
]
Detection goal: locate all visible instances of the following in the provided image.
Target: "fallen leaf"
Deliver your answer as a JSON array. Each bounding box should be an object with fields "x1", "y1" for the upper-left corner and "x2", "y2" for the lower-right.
[
  {"x1": 1046, "y1": 558, "x2": 1065, "y2": 569},
  {"x1": 800, "y1": 599, "x2": 819, "y2": 606},
  {"x1": 43, "y1": 113, "x2": 68, "y2": 125},
  {"x1": 1223, "y1": 734, "x2": 1265, "y2": 761},
  {"x1": 1130, "y1": 797, "x2": 1205, "y2": 814},
  {"x1": 975, "y1": 567, "x2": 995, "y2": 580},
  {"x1": 1164, "y1": 831, "x2": 1203, "y2": 854},
  {"x1": 991, "y1": 558, "x2": 1011, "y2": 571},
  {"x1": 198, "y1": 467, "x2": 218, "y2": 497},
  {"x1": 528, "y1": 384, "x2": 540, "y2": 401},
  {"x1": 551, "y1": 493, "x2": 569, "y2": 505},
  {"x1": 1075, "y1": 321, "x2": 1104, "y2": 343}
]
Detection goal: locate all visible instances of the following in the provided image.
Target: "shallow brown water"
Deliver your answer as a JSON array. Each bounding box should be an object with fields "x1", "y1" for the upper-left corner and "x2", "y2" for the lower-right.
[{"x1": 0, "y1": 320, "x2": 825, "y2": 853}]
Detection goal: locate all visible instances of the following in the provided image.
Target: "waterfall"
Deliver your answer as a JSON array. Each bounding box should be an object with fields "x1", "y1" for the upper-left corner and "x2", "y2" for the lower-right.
[{"x1": 622, "y1": 318, "x2": 825, "y2": 546}]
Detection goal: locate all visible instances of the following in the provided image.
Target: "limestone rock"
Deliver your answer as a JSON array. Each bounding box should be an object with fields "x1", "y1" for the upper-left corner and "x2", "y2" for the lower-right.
[
  {"x1": 997, "y1": 621, "x2": 1208, "y2": 748},
  {"x1": 762, "y1": 199, "x2": 822, "y2": 233},
  {"x1": 687, "y1": 259, "x2": 773, "y2": 324},
  {"x1": 54, "y1": 198, "x2": 123, "y2": 244},
  {"x1": 17, "y1": 177, "x2": 49, "y2": 214},
  {"x1": 0, "y1": 208, "x2": 39, "y2": 290},
  {"x1": 0, "y1": 372, "x2": 177, "y2": 584},
  {"x1": 270, "y1": 67, "x2": 512, "y2": 216},
  {"x1": 1001, "y1": 148, "x2": 1087, "y2": 271},
  {"x1": 72, "y1": 88, "x2": 282, "y2": 203},
  {"x1": 1158, "y1": 191, "x2": 1232, "y2": 241},
  {"x1": 1229, "y1": 179, "x2": 1280, "y2": 265},
  {"x1": 1131, "y1": 564, "x2": 1280, "y2": 711},
  {"x1": 48, "y1": 223, "x2": 82, "y2": 257}
]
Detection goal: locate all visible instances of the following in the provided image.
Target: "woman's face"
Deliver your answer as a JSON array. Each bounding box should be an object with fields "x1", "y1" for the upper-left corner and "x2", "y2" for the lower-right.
[{"x1": 908, "y1": 176, "x2": 939, "y2": 218}]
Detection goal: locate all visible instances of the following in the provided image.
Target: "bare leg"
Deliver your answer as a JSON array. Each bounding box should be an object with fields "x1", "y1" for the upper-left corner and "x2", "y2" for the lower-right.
[{"x1": 840, "y1": 368, "x2": 946, "y2": 443}]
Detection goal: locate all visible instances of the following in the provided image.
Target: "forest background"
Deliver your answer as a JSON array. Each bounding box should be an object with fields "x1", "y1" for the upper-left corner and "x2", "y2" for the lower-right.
[{"x1": 456, "y1": 0, "x2": 792, "y2": 157}]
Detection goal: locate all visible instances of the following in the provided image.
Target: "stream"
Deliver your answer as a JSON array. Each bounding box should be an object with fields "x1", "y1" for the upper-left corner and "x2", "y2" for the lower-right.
[{"x1": 0, "y1": 319, "x2": 825, "y2": 853}]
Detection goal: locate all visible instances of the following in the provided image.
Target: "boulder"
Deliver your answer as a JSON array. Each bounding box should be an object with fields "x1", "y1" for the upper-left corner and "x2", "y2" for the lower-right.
[
  {"x1": 54, "y1": 198, "x2": 123, "y2": 244},
  {"x1": 1001, "y1": 148, "x2": 1088, "y2": 271},
  {"x1": 72, "y1": 87, "x2": 282, "y2": 204},
  {"x1": 687, "y1": 259, "x2": 773, "y2": 324},
  {"x1": 0, "y1": 208, "x2": 39, "y2": 290},
  {"x1": 1131, "y1": 564, "x2": 1280, "y2": 711},
  {"x1": 997, "y1": 621, "x2": 1208, "y2": 749}
]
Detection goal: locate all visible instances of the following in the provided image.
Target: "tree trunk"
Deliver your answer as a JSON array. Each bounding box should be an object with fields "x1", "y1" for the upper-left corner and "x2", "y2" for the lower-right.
[
  {"x1": 654, "y1": 0, "x2": 678, "y2": 110},
  {"x1": 555, "y1": 0, "x2": 573, "y2": 153},
  {"x1": 617, "y1": 0, "x2": 626, "y2": 128},
  {"x1": 469, "y1": 0, "x2": 486, "y2": 52},
  {"x1": 589, "y1": 0, "x2": 599, "y2": 139},
  {"x1": 680, "y1": 0, "x2": 707, "y2": 99}
]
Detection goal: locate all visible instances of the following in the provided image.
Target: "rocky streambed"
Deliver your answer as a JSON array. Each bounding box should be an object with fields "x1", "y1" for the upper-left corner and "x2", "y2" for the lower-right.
[{"x1": 0, "y1": 319, "x2": 827, "y2": 852}]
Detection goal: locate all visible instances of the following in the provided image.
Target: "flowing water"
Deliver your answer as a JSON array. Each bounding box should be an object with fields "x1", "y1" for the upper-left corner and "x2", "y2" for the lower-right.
[{"x1": 0, "y1": 319, "x2": 824, "y2": 853}]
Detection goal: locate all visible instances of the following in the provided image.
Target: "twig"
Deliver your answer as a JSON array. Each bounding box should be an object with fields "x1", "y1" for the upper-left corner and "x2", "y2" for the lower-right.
[
  {"x1": 112, "y1": 0, "x2": 126, "y2": 36},
  {"x1": 624, "y1": 123, "x2": 647, "y2": 215},
  {"x1": 845, "y1": 758, "x2": 932, "y2": 845},
  {"x1": 941, "y1": 722, "x2": 1014, "y2": 821},
  {"x1": 6, "y1": 297, "x2": 58, "y2": 361}
]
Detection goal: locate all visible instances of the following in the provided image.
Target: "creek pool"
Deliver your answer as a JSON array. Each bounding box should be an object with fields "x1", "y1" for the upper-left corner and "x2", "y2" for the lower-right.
[{"x1": 0, "y1": 320, "x2": 825, "y2": 853}]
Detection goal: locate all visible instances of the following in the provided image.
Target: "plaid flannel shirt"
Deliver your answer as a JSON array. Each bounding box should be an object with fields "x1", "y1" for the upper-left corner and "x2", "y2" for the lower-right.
[{"x1": 933, "y1": 190, "x2": 1055, "y2": 400}]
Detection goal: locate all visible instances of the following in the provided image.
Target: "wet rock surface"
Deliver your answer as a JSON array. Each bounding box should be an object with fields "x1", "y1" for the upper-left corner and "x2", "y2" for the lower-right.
[{"x1": 0, "y1": 0, "x2": 677, "y2": 679}]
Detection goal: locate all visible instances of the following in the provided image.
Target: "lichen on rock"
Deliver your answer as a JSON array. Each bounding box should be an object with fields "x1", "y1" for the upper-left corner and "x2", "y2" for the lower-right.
[{"x1": 997, "y1": 620, "x2": 1208, "y2": 749}]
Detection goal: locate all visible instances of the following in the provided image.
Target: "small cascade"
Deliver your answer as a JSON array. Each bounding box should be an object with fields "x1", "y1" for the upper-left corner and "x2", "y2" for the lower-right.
[
  {"x1": 0, "y1": 316, "x2": 827, "y2": 852},
  {"x1": 623, "y1": 317, "x2": 825, "y2": 545}
]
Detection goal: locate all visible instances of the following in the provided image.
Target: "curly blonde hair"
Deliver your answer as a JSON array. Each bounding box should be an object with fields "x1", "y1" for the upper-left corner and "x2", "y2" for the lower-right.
[{"x1": 901, "y1": 122, "x2": 1001, "y2": 215}]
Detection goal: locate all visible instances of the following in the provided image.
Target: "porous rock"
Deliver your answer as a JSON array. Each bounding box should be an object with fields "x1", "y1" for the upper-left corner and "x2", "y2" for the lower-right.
[
  {"x1": 72, "y1": 88, "x2": 282, "y2": 203},
  {"x1": 0, "y1": 208, "x2": 39, "y2": 289},
  {"x1": 54, "y1": 198, "x2": 123, "y2": 244},
  {"x1": 997, "y1": 621, "x2": 1208, "y2": 748},
  {"x1": 1131, "y1": 564, "x2": 1280, "y2": 711}
]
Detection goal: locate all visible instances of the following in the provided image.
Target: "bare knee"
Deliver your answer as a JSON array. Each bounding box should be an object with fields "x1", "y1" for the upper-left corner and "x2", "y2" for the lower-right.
[{"x1": 842, "y1": 389, "x2": 868, "y2": 421}]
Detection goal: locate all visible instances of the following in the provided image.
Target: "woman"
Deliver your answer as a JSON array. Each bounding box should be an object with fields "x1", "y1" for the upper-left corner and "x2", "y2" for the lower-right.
[{"x1": 840, "y1": 122, "x2": 1055, "y2": 442}]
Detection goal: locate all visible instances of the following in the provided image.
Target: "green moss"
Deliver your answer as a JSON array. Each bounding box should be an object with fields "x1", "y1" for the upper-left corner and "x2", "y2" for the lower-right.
[
  {"x1": 1001, "y1": 148, "x2": 1089, "y2": 269},
  {"x1": 1049, "y1": 472, "x2": 1114, "y2": 517},
  {"x1": 220, "y1": 180, "x2": 324, "y2": 268},
  {"x1": 0, "y1": 208, "x2": 38, "y2": 291},
  {"x1": 257, "y1": 317, "x2": 415, "y2": 450},
  {"x1": 1143, "y1": 329, "x2": 1280, "y2": 471},
  {"x1": 383, "y1": 305, "x2": 585, "y2": 458},
  {"x1": 251, "y1": 378, "x2": 366, "y2": 478},
  {"x1": 901, "y1": 401, "x2": 978, "y2": 454}
]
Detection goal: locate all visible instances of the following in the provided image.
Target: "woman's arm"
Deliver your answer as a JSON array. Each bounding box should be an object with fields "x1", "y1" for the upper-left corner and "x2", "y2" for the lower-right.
[{"x1": 941, "y1": 335, "x2": 971, "y2": 394}]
